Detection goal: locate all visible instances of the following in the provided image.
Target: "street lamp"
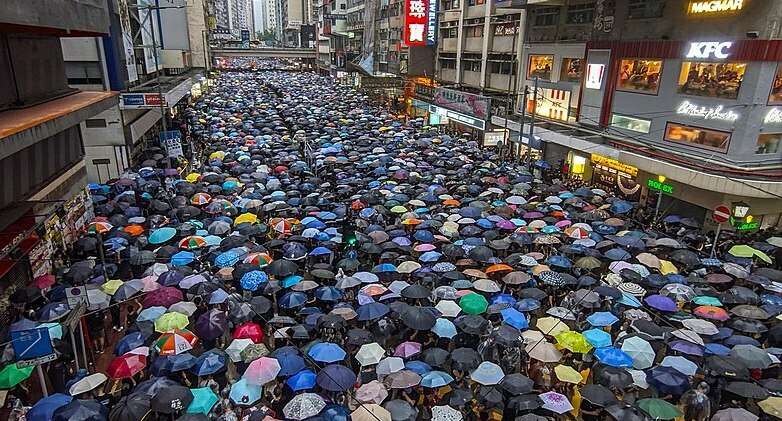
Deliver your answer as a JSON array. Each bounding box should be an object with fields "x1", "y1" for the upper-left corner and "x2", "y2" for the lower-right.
[
  {"x1": 732, "y1": 201, "x2": 750, "y2": 219},
  {"x1": 653, "y1": 174, "x2": 665, "y2": 225}
]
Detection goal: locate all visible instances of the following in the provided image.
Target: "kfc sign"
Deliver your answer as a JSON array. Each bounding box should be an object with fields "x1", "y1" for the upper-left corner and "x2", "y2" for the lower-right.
[
  {"x1": 686, "y1": 41, "x2": 733, "y2": 59},
  {"x1": 404, "y1": 0, "x2": 438, "y2": 46}
]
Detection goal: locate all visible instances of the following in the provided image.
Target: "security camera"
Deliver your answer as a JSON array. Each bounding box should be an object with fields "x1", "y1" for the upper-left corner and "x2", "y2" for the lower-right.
[{"x1": 747, "y1": 31, "x2": 759, "y2": 39}]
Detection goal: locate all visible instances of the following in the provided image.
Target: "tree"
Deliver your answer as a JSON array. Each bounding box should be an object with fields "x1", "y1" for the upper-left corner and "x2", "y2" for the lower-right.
[{"x1": 255, "y1": 29, "x2": 277, "y2": 41}]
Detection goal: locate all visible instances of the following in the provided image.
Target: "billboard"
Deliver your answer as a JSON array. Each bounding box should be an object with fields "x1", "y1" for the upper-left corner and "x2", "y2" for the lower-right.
[
  {"x1": 404, "y1": 0, "x2": 438, "y2": 46},
  {"x1": 433, "y1": 87, "x2": 490, "y2": 119},
  {"x1": 529, "y1": 88, "x2": 571, "y2": 121},
  {"x1": 120, "y1": 93, "x2": 169, "y2": 109}
]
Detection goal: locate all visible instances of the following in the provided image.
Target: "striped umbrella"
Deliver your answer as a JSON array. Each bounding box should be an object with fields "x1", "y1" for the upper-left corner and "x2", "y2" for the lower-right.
[
  {"x1": 244, "y1": 252, "x2": 273, "y2": 267},
  {"x1": 155, "y1": 329, "x2": 199, "y2": 356},
  {"x1": 87, "y1": 221, "x2": 113, "y2": 234},
  {"x1": 190, "y1": 193, "x2": 212, "y2": 205},
  {"x1": 178, "y1": 235, "x2": 207, "y2": 250}
]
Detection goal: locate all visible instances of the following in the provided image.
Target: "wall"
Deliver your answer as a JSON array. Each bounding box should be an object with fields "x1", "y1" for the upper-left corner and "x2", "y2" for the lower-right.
[
  {"x1": 160, "y1": 0, "x2": 192, "y2": 50},
  {"x1": 2, "y1": 0, "x2": 109, "y2": 35},
  {"x1": 187, "y1": 0, "x2": 209, "y2": 68}
]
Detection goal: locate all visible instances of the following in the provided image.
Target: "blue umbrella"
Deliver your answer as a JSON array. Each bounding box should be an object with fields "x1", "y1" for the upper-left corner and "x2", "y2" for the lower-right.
[
  {"x1": 647, "y1": 366, "x2": 690, "y2": 396},
  {"x1": 547, "y1": 255, "x2": 572, "y2": 268},
  {"x1": 282, "y1": 275, "x2": 303, "y2": 288},
  {"x1": 215, "y1": 252, "x2": 240, "y2": 268},
  {"x1": 605, "y1": 248, "x2": 632, "y2": 261},
  {"x1": 405, "y1": 360, "x2": 432, "y2": 375},
  {"x1": 308, "y1": 342, "x2": 347, "y2": 363},
  {"x1": 171, "y1": 251, "x2": 195, "y2": 266},
  {"x1": 151, "y1": 353, "x2": 197, "y2": 376},
  {"x1": 272, "y1": 349, "x2": 307, "y2": 376},
  {"x1": 500, "y1": 308, "x2": 529, "y2": 330},
  {"x1": 149, "y1": 227, "x2": 177, "y2": 244},
  {"x1": 159, "y1": 271, "x2": 185, "y2": 287},
  {"x1": 240, "y1": 271, "x2": 268, "y2": 291},
  {"x1": 137, "y1": 306, "x2": 166, "y2": 322},
  {"x1": 419, "y1": 251, "x2": 442, "y2": 263},
  {"x1": 594, "y1": 347, "x2": 634, "y2": 368},
  {"x1": 587, "y1": 312, "x2": 620, "y2": 327},
  {"x1": 314, "y1": 286, "x2": 345, "y2": 302},
  {"x1": 310, "y1": 404, "x2": 351, "y2": 421},
  {"x1": 279, "y1": 292, "x2": 308, "y2": 309},
  {"x1": 310, "y1": 247, "x2": 332, "y2": 256},
  {"x1": 413, "y1": 231, "x2": 435, "y2": 243},
  {"x1": 489, "y1": 294, "x2": 516, "y2": 307},
  {"x1": 582, "y1": 329, "x2": 612, "y2": 348},
  {"x1": 114, "y1": 331, "x2": 149, "y2": 355},
  {"x1": 432, "y1": 318, "x2": 457, "y2": 338},
  {"x1": 316, "y1": 364, "x2": 356, "y2": 391},
  {"x1": 286, "y1": 369, "x2": 317, "y2": 391},
  {"x1": 356, "y1": 302, "x2": 389, "y2": 321},
  {"x1": 420, "y1": 370, "x2": 454, "y2": 388},
  {"x1": 609, "y1": 200, "x2": 633, "y2": 214},
  {"x1": 27, "y1": 393, "x2": 72, "y2": 421},
  {"x1": 372, "y1": 263, "x2": 397, "y2": 273},
  {"x1": 514, "y1": 298, "x2": 541, "y2": 312},
  {"x1": 229, "y1": 378, "x2": 262, "y2": 406},
  {"x1": 192, "y1": 350, "x2": 227, "y2": 376}
]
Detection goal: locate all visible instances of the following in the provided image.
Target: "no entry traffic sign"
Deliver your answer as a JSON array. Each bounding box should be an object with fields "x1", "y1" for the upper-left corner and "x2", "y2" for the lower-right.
[{"x1": 713, "y1": 205, "x2": 731, "y2": 223}]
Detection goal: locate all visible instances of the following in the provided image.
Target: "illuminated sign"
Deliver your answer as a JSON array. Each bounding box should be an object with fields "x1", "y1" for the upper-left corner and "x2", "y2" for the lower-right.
[
  {"x1": 590, "y1": 154, "x2": 639, "y2": 177},
  {"x1": 676, "y1": 101, "x2": 739, "y2": 121},
  {"x1": 429, "y1": 105, "x2": 486, "y2": 130},
  {"x1": 433, "y1": 87, "x2": 491, "y2": 118},
  {"x1": 765, "y1": 108, "x2": 782, "y2": 124},
  {"x1": 119, "y1": 93, "x2": 169, "y2": 109},
  {"x1": 647, "y1": 179, "x2": 674, "y2": 194},
  {"x1": 686, "y1": 41, "x2": 733, "y2": 59},
  {"x1": 404, "y1": 0, "x2": 438, "y2": 46},
  {"x1": 585, "y1": 63, "x2": 605, "y2": 89},
  {"x1": 688, "y1": 0, "x2": 744, "y2": 14},
  {"x1": 483, "y1": 130, "x2": 507, "y2": 147},
  {"x1": 529, "y1": 88, "x2": 571, "y2": 121}
]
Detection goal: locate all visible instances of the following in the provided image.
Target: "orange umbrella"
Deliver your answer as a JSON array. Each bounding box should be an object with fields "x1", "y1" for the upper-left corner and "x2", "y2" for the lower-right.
[
  {"x1": 124, "y1": 225, "x2": 145, "y2": 237},
  {"x1": 485, "y1": 264, "x2": 513, "y2": 274},
  {"x1": 401, "y1": 218, "x2": 422, "y2": 225},
  {"x1": 443, "y1": 199, "x2": 461, "y2": 207}
]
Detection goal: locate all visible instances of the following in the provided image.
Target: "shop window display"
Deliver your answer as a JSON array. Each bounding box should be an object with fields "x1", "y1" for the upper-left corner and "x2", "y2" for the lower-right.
[
  {"x1": 769, "y1": 64, "x2": 782, "y2": 104},
  {"x1": 528, "y1": 55, "x2": 554, "y2": 80},
  {"x1": 678, "y1": 61, "x2": 745, "y2": 100},
  {"x1": 560, "y1": 58, "x2": 583, "y2": 83},
  {"x1": 610, "y1": 114, "x2": 651, "y2": 134},
  {"x1": 617, "y1": 59, "x2": 662, "y2": 94},
  {"x1": 664, "y1": 122, "x2": 730, "y2": 152},
  {"x1": 756, "y1": 133, "x2": 782, "y2": 154}
]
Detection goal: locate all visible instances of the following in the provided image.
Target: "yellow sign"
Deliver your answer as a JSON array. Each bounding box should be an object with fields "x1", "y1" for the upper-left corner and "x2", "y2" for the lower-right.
[
  {"x1": 689, "y1": 0, "x2": 744, "y2": 14},
  {"x1": 590, "y1": 154, "x2": 639, "y2": 177}
]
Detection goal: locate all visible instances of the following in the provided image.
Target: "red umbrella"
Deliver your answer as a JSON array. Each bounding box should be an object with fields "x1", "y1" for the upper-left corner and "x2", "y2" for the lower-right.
[
  {"x1": 233, "y1": 322, "x2": 264, "y2": 344},
  {"x1": 107, "y1": 353, "x2": 146, "y2": 379},
  {"x1": 29, "y1": 275, "x2": 56, "y2": 289},
  {"x1": 142, "y1": 287, "x2": 183, "y2": 308}
]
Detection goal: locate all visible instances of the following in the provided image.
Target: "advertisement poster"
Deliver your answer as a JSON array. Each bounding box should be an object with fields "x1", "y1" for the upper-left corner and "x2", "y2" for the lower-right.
[
  {"x1": 529, "y1": 88, "x2": 572, "y2": 121},
  {"x1": 118, "y1": 0, "x2": 139, "y2": 83},
  {"x1": 433, "y1": 87, "x2": 490, "y2": 119},
  {"x1": 138, "y1": 0, "x2": 162, "y2": 74}
]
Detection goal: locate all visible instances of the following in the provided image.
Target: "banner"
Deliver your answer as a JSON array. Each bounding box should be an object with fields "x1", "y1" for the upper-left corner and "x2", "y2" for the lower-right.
[{"x1": 433, "y1": 87, "x2": 490, "y2": 119}]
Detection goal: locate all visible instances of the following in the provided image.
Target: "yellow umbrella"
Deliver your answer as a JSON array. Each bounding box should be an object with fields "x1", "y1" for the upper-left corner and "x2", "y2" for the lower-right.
[
  {"x1": 531, "y1": 264, "x2": 551, "y2": 276},
  {"x1": 154, "y1": 312, "x2": 190, "y2": 333},
  {"x1": 185, "y1": 173, "x2": 201, "y2": 183},
  {"x1": 555, "y1": 331, "x2": 593, "y2": 354},
  {"x1": 729, "y1": 245, "x2": 773, "y2": 264},
  {"x1": 209, "y1": 151, "x2": 226, "y2": 161},
  {"x1": 554, "y1": 364, "x2": 583, "y2": 384},
  {"x1": 536, "y1": 317, "x2": 570, "y2": 336},
  {"x1": 659, "y1": 260, "x2": 679, "y2": 275},
  {"x1": 760, "y1": 397, "x2": 782, "y2": 417},
  {"x1": 234, "y1": 213, "x2": 258, "y2": 226},
  {"x1": 101, "y1": 279, "x2": 124, "y2": 296}
]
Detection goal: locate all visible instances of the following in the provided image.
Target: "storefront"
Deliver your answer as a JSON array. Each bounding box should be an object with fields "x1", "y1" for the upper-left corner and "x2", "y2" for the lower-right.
[
  {"x1": 520, "y1": 44, "x2": 586, "y2": 123},
  {"x1": 588, "y1": 154, "x2": 641, "y2": 201}
]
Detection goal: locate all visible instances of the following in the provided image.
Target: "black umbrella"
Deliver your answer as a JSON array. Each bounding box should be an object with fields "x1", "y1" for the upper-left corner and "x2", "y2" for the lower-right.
[
  {"x1": 401, "y1": 285, "x2": 431, "y2": 299},
  {"x1": 52, "y1": 400, "x2": 109, "y2": 421},
  {"x1": 476, "y1": 386, "x2": 505, "y2": 408},
  {"x1": 580, "y1": 384, "x2": 619, "y2": 407},
  {"x1": 346, "y1": 328, "x2": 373, "y2": 346},
  {"x1": 507, "y1": 394, "x2": 542, "y2": 411},
  {"x1": 10, "y1": 286, "x2": 42, "y2": 303},
  {"x1": 109, "y1": 393, "x2": 151, "y2": 421},
  {"x1": 491, "y1": 325, "x2": 523, "y2": 347},
  {"x1": 130, "y1": 250, "x2": 156, "y2": 266},
  {"x1": 266, "y1": 259, "x2": 298, "y2": 277},
  {"x1": 441, "y1": 388, "x2": 473, "y2": 407},
  {"x1": 499, "y1": 373, "x2": 534, "y2": 395},
  {"x1": 458, "y1": 314, "x2": 489, "y2": 335},
  {"x1": 724, "y1": 381, "x2": 769, "y2": 399},
  {"x1": 73, "y1": 237, "x2": 99, "y2": 253},
  {"x1": 702, "y1": 355, "x2": 749, "y2": 379},
  {"x1": 150, "y1": 384, "x2": 194, "y2": 413},
  {"x1": 606, "y1": 403, "x2": 652, "y2": 421},
  {"x1": 421, "y1": 347, "x2": 449, "y2": 367},
  {"x1": 593, "y1": 363, "x2": 634, "y2": 389},
  {"x1": 451, "y1": 348, "x2": 481, "y2": 371},
  {"x1": 249, "y1": 296, "x2": 272, "y2": 314},
  {"x1": 384, "y1": 399, "x2": 418, "y2": 421},
  {"x1": 399, "y1": 306, "x2": 437, "y2": 330}
]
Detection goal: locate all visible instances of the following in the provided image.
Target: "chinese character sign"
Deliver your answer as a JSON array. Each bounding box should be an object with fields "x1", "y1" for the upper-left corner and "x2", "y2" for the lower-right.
[{"x1": 405, "y1": 0, "x2": 437, "y2": 46}]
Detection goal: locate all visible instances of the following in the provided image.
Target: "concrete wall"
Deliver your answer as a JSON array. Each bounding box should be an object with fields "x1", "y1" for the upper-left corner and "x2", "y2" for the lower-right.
[
  {"x1": 60, "y1": 38, "x2": 100, "y2": 61},
  {"x1": 2, "y1": 0, "x2": 109, "y2": 35}
]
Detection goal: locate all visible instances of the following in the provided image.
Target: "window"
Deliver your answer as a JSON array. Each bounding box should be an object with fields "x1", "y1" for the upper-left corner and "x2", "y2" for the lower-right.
[
  {"x1": 769, "y1": 64, "x2": 782, "y2": 104},
  {"x1": 441, "y1": 27, "x2": 458, "y2": 38},
  {"x1": 756, "y1": 133, "x2": 782, "y2": 154},
  {"x1": 443, "y1": 0, "x2": 460, "y2": 9},
  {"x1": 340, "y1": 3, "x2": 346, "y2": 9},
  {"x1": 66, "y1": 61, "x2": 102, "y2": 85},
  {"x1": 468, "y1": 0, "x2": 484, "y2": 6},
  {"x1": 85, "y1": 119, "x2": 107, "y2": 128},
  {"x1": 560, "y1": 58, "x2": 583, "y2": 83},
  {"x1": 466, "y1": 25, "x2": 484, "y2": 37},
  {"x1": 566, "y1": 3, "x2": 595, "y2": 25},
  {"x1": 527, "y1": 55, "x2": 554, "y2": 80},
  {"x1": 463, "y1": 54, "x2": 482, "y2": 72},
  {"x1": 534, "y1": 7, "x2": 558, "y2": 27},
  {"x1": 628, "y1": 0, "x2": 665, "y2": 19},
  {"x1": 440, "y1": 59, "x2": 457, "y2": 69},
  {"x1": 677, "y1": 62, "x2": 745, "y2": 100},
  {"x1": 617, "y1": 59, "x2": 663, "y2": 94},
  {"x1": 490, "y1": 61, "x2": 515, "y2": 75},
  {"x1": 610, "y1": 114, "x2": 651, "y2": 133},
  {"x1": 665, "y1": 122, "x2": 730, "y2": 152}
]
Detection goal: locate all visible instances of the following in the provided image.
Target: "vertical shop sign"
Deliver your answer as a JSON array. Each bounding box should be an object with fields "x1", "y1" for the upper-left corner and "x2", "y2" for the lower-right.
[{"x1": 404, "y1": 0, "x2": 437, "y2": 46}]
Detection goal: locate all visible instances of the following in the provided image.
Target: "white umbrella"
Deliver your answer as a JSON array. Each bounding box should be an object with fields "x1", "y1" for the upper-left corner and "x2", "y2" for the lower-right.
[
  {"x1": 681, "y1": 318, "x2": 719, "y2": 335},
  {"x1": 168, "y1": 301, "x2": 197, "y2": 316},
  {"x1": 627, "y1": 369, "x2": 649, "y2": 389},
  {"x1": 356, "y1": 343, "x2": 386, "y2": 366},
  {"x1": 670, "y1": 328, "x2": 704, "y2": 346},
  {"x1": 352, "y1": 404, "x2": 392, "y2": 421},
  {"x1": 69, "y1": 373, "x2": 107, "y2": 396},
  {"x1": 435, "y1": 300, "x2": 462, "y2": 318},
  {"x1": 376, "y1": 356, "x2": 405, "y2": 375},
  {"x1": 86, "y1": 287, "x2": 109, "y2": 311},
  {"x1": 620, "y1": 336, "x2": 655, "y2": 369},
  {"x1": 283, "y1": 393, "x2": 326, "y2": 420},
  {"x1": 432, "y1": 405, "x2": 463, "y2": 421},
  {"x1": 355, "y1": 380, "x2": 389, "y2": 404},
  {"x1": 225, "y1": 338, "x2": 253, "y2": 362},
  {"x1": 470, "y1": 361, "x2": 505, "y2": 385},
  {"x1": 539, "y1": 391, "x2": 573, "y2": 414},
  {"x1": 526, "y1": 341, "x2": 562, "y2": 363}
]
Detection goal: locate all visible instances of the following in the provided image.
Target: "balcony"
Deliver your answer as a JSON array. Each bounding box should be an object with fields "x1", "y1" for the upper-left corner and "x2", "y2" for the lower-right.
[
  {"x1": 467, "y1": 5, "x2": 484, "y2": 18},
  {"x1": 439, "y1": 69, "x2": 457, "y2": 83},
  {"x1": 2, "y1": 0, "x2": 109, "y2": 36},
  {"x1": 488, "y1": 73, "x2": 511, "y2": 91},
  {"x1": 465, "y1": 37, "x2": 483, "y2": 52},
  {"x1": 444, "y1": 10, "x2": 461, "y2": 21},
  {"x1": 441, "y1": 38, "x2": 458, "y2": 52},
  {"x1": 462, "y1": 70, "x2": 483, "y2": 88},
  {"x1": 491, "y1": 36, "x2": 515, "y2": 53}
]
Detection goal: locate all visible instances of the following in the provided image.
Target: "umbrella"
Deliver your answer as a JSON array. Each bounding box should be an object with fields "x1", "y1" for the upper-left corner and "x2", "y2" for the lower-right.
[
  {"x1": 316, "y1": 364, "x2": 356, "y2": 391},
  {"x1": 27, "y1": 393, "x2": 73, "y2": 421},
  {"x1": 186, "y1": 387, "x2": 219, "y2": 414},
  {"x1": 0, "y1": 363, "x2": 33, "y2": 389},
  {"x1": 52, "y1": 400, "x2": 109, "y2": 421},
  {"x1": 637, "y1": 398, "x2": 682, "y2": 420},
  {"x1": 150, "y1": 384, "x2": 194, "y2": 413},
  {"x1": 352, "y1": 404, "x2": 392, "y2": 421},
  {"x1": 470, "y1": 361, "x2": 505, "y2": 385},
  {"x1": 356, "y1": 343, "x2": 386, "y2": 366},
  {"x1": 229, "y1": 379, "x2": 262, "y2": 406},
  {"x1": 431, "y1": 405, "x2": 462, "y2": 421},
  {"x1": 283, "y1": 393, "x2": 326, "y2": 420},
  {"x1": 243, "y1": 357, "x2": 281, "y2": 385}
]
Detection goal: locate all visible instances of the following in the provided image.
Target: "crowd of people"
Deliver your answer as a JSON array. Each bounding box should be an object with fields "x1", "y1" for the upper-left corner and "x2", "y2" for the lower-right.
[{"x1": 5, "y1": 62, "x2": 782, "y2": 421}]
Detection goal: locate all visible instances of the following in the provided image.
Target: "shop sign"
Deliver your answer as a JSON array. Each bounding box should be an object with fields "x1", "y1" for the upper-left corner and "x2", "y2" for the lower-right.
[
  {"x1": 731, "y1": 216, "x2": 758, "y2": 230},
  {"x1": 529, "y1": 88, "x2": 571, "y2": 121},
  {"x1": 585, "y1": 63, "x2": 605, "y2": 90},
  {"x1": 415, "y1": 84, "x2": 436, "y2": 101},
  {"x1": 433, "y1": 87, "x2": 490, "y2": 119},
  {"x1": 647, "y1": 178, "x2": 674, "y2": 194},
  {"x1": 120, "y1": 93, "x2": 168, "y2": 110},
  {"x1": 685, "y1": 41, "x2": 733, "y2": 59},
  {"x1": 411, "y1": 99, "x2": 431, "y2": 110},
  {"x1": 404, "y1": 0, "x2": 438, "y2": 46},
  {"x1": 429, "y1": 105, "x2": 486, "y2": 130},
  {"x1": 688, "y1": 0, "x2": 744, "y2": 14},
  {"x1": 590, "y1": 154, "x2": 638, "y2": 177},
  {"x1": 493, "y1": 23, "x2": 516, "y2": 36},
  {"x1": 359, "y1": 76, "x2": 404, "y2": 89},
  {"x1": 765, "y1": 108, "x2": 782, "y2": 124},
  {"x1": 676, "y1": 100, "x2": 739, "y2": 121},
  {"x1": 483, "y1": 130, "x2": 507, "y2": 147}
]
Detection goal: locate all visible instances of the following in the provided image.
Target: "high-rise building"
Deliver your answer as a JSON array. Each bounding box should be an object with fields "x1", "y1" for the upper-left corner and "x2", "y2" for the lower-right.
[
  {"x1": 253, "y1": 0, "x2": 269, "y2": 34},
  {"x1": 213, "y1": 0, "x2": 231, "y2": 29},
  {"x1": 281, "y1": 0, "x2": 308, "y2": 46},
  {"x1": 267, "y1": 0, "x2": 282, "y2": 41}
]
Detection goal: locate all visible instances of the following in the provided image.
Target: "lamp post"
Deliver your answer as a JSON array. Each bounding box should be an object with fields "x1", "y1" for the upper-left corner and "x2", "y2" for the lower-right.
[{"x1": 652, "y1": 174, "x2": 665, "y2": 225}]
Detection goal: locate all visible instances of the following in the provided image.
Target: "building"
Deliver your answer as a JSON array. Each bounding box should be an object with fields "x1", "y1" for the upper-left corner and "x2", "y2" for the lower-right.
[
  {"x1": 267, "y1": 0, "x2": 283, "y2": 41},
  {"x1": 213, "y1": 0, "x2": 231, "y2": 29},
  {"x1": 282, "y1": 0, "x2": 310, "y2": 46},
  {"x1": 491, "y1": 0, "x2": 782, "y2": 229},
  {"x1": 254, "y1": 0, "x2": 269, "y2": 34},
  {"x1": 229, "y1": 0, "x2": 254, "y2": 35},
  {"x1": 0, "y1": 0, "x2": 118, "y2": 319}
]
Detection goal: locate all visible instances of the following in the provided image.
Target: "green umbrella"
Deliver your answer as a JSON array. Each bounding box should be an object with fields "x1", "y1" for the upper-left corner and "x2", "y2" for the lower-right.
[
  {"x1": 186, "y1": 387, "x2": 219, "y2": 414},
  {"x1": 0, "y1": 363, "x2": 34, "y2": 389},
  {"x1": 637, "y1": 398, "x2": 682, "y2": 420},
  {"x1": 459, "y1": 294, "x2": 488, "y2": 315},
  {"x1": 728, "y1": 245, "x2": 772, "y2": 264},
  {"x1": 693, "y1": 295, "x2": 722, "y2": 306},
  {"x1": 390, "y1": 205, "x2": 408, "y2": 214}
]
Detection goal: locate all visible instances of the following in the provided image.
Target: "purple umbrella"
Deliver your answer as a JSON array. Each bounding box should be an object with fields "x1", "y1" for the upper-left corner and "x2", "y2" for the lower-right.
[
  {"x1": 394, "y1": 341, "x2": 422, "y2": 358},
  {"x1": 644, "y1": 294, "x2": 678, "y2": 312},
  {"x1": 522, "y1": 212, "x2": 544, "y2": 218},
  {"x1": 496, "y1": 220, "x2": 516, "y2": 230},
  {"x1": 668, "y1": 340, "x2": 704, "y2": 356},
  {"x1": 316, "y1": 364, "x2": 357, "y2": 391},
  {"x1": 194, "y1": 309, "x2": 228, "y2": 340},
  {"x1": 142, "y1": 287, "x2": 183, "y2": 308}
]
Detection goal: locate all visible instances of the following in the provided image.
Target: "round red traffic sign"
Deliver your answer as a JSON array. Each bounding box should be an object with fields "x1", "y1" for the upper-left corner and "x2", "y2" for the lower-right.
[{"x1": 713, "y1": 205, "x2": 731, "y2": 223}]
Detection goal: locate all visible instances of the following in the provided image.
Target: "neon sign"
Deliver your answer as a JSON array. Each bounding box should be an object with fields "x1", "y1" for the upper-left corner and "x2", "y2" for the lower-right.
[
  {"x1": 404, "y1": 0, "x2": 438, "y2": 46},
  {"x1": 686, "y1": 41, "x2": 733, "y2": 59},
  {"x1": 689, "y1": 0, "x2": 744, "y2": 14},
  {"x1": 647, "y1": 179, "x2": 674, "y2": 194},
  {"x1": 676, "y1": 101, "x2": 739, "y2": 121}
]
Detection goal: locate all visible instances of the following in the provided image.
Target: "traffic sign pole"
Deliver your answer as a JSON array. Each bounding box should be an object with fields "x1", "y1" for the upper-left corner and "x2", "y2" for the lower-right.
[
  {"x1": 36, "y1": 365, "x2": 48, "y2": 398},
  {"x1": 710, "y1": 205, "x2": 731, "y2": 259},
  {"x1": 710, "y1": 223, "x2": 721, "y2": 259}
]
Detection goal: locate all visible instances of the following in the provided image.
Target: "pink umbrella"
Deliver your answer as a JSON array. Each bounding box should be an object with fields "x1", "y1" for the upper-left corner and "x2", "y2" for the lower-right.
[
  {"x1": 142, "y1": 287, "x2": 183, "y2": 308},
  {"x1": 496, "y1": 220, "x2": 516, "y2": 230},
  {"x1": 30, "y1": 274, "x2": 56, "y2": 289},
  {"x1": 140, "y1": 276, "x2": 162, "y2": 292},
  {"x1": 243, "y1": 357, "x2": 281, "y2": 385},
  {"x1": 554, "y1": 220, "x2": 572, "y2": 228},
  {"x1": 413, "y1": 244, "x2": 436, "y2": 252},
  {"x1": 394, "y1": 341, "x2": 422, "y2": 358}
]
